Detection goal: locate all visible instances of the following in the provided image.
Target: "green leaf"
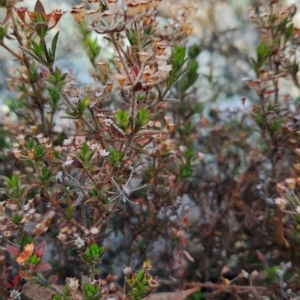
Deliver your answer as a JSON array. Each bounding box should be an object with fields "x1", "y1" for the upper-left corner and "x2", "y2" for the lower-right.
[
  {"x1": 180, "y1": 59, "x2": 198, "y2": 92},
  {"x1": 115, "y1": 109, "x2": 130, "y2": 130},
  {"x1": 17, "y1": 232, "x2": 34, "y2": 247},
  {"x1": 166, "y1": 45, "x2": 187, "y2": 89},
  {"x1": 255, "y1": 42, "x2": 272, "y2": 71},
  {"x1": 81, "y1": 243, "x2": 107, "y2": 265},
  {"x1": 66, "y1": 205, "x2": 74, "y2": 219},
  {"x1": 12, "y1": 213, "x2": 23, "y2": 225},
  {"x1": 274, "y1": 17, "x2": 289, "y2": 35},
  {"x1": 4, "y1": 174, "x2": 19, "y2": 189},
  {"x1": 48, "y1": 86, "x2": 60, "y2": 107},
  {"x1": 0, "y1": 24, "x2": 8, "y2": 40},
  {"x1": 34, "y1": 144, "x2": 45, "y2": 160},
  {"x1": 82, "y1": 142, "x2": 89, "y2": 155},
  {"x1": 48, "y1": 67, "x2": 68, "y2": 88},
  {"x1": 51, "y1": 31, "x2": 60, "y2": 58},
  {"x1": 136, "y1": 270, "x2": 145, "y2": 283},
  {"x1": 257, "y1": 42, "x2": 267, "y2": 61},
  {"x1": 179, "y1": 164, "x2": 193, "y2": 180},
  {"x1": 127, "y1": 30, "x2": 137, "y2": 46},
  {"x1": 135, "y1": 108, "x2": 150, "y2": 131},
  {"x1": 108, "y1": 148, "x2": 124, "y2": 167},
  {"x1": 77, "y1": 97, "x2": 90, "y2": 115},
  {"x1": 285, "y1": 24, "x2": 294, "y2": 40},
  {"x1": 38, "y1": 167, "x2": 54, "y2": 185},
  {"x1": 19, "y1": 46, "x2": 44, "y2": 64}
]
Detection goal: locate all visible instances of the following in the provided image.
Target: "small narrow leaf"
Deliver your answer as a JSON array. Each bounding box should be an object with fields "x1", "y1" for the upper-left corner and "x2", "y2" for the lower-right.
[
  {"x1": 35, "y1": 241, "x2": 46, "y2": 258},
  {"x1": 6, "y1": 244, "x2": 21, "y2": 258},
  {"x1": 51, "y1": 31, "x2": 59, "y2": 58},
  {"x1": 35, "y1": 261, "x2": 52, "y2": 271},
  {"x1": 19, "y1": 46, "x2": 44, "y2": 64}
]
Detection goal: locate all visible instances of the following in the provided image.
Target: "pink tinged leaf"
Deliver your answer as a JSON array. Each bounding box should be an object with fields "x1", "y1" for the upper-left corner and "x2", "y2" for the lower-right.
[
  {"x1": 132, "y1": 65, "x2": 139, "y2": 77},
  {"x1": 4, "y1": 281, "x2": 12, "y2": 289},
  {"x1": 34, "y1": 0, "x2": 46, "y2": 14},
  {"x1": 35, "y1": 261, "x2": 52, "y2": 271},
  {"x1": 71, "y1": 160, "x2": 83, "y2": 169},
  {"x1": 6, "y1": 244, "x2": 21, "y2": 258},
  {"x1": 12, "y1": 274, "x2": 20, "y2": 287},
  {"x1": 35, "y1": 241, "x2": 46, "y2": 258}
]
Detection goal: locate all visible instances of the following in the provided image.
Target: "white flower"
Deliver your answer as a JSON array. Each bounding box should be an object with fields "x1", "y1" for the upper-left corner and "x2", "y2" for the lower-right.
[
  {"x1": 54, "y1": 146, "x2": 64, "y2": 152},
  {"x1": 66, "y1": 277, "x2": 79, "y2": 291},
  {"x1": 158, "y1": 64, "x2": 172, "y2": 79},
  {"x1": 197, "y1": 152, "x2": 205, "y2": 161},
  {"x1": 23, "y1": 204, "x2": 30, "y2": 211},
  {"x1": 90, "y1": 143, "x2": 98, "y2": 151},
  {"x1": 75, "y1": 136, "x2": 85, "y2": 147},
  {"x1": 179, "y1": 145, "x2": 186, "y2": 152},
  {"x1": 123, "y1": 266, "x2": 132, "y2": 275},
  {"x1": 39, "y1": 137, "x2": 49, "y2": 144},
  {"x1": 56, "y1": 171, "x2": 63, "y2": 182},
  {"x1": 154, "y1": 121, "x2": 161, "y2": 128},
  {"x1": 241, "y1": 270, "x2": 249, "y2": 278},
  {"x1": 28, "y1": 208, "x2": 36, "y2": 215},
  {"x1": 75, "y1": 237, "x2": 85, "y2": 248},
  {"x1": 296, "y1": 206, "x2": 300, "y2": 214},
  {"x1": 63, "y1": 160, "x2": 74, "y2": 166},
  {"x1": 100, "y1": 149, "x2": 110, "y2": 157},
  {"x1": 57, "y1": 232, "x2": 67, "y2": 242},
  {"x1": 104, "y1": 118, "x2": 113, "y2": 127},
  {"x1": 274, "y1": 197, "x2": 288, "y2": 210},
  {"x1": 63, "y1": 138, "x2": 73, "y2": 146},
  {"x1": 90, "y1": 227, "x2": 99, "y2": 235},
  {"x1": 16, "y1": 134, "x2": 25, "y2": 140},
  {"x1": 95, "y1": 91, "x2": 103, "y2": 98},
  {"x1": 10, "y1": 289, "x2": 21, "y2": 300},
  {"x1": 155, "y1": 54, "x2": 170, "y2": 66}
]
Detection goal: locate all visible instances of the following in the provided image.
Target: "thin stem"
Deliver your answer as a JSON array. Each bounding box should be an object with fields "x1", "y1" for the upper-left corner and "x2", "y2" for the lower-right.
[
  {"x1": 130, "y1": 91, "x2": 137, "y2": 133},
  {"x1": 134, "y1": 21, "x2": 141, "y2": 52},
  {"x1": 110, "y1": 32, "x2": 134, "y2": 85},
  {"x1": 0, "y1": 42, "x2": 23, "y2": 60},
  {"x1": 10, "y1": 7, "x2": 47, "y2": 132}
]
